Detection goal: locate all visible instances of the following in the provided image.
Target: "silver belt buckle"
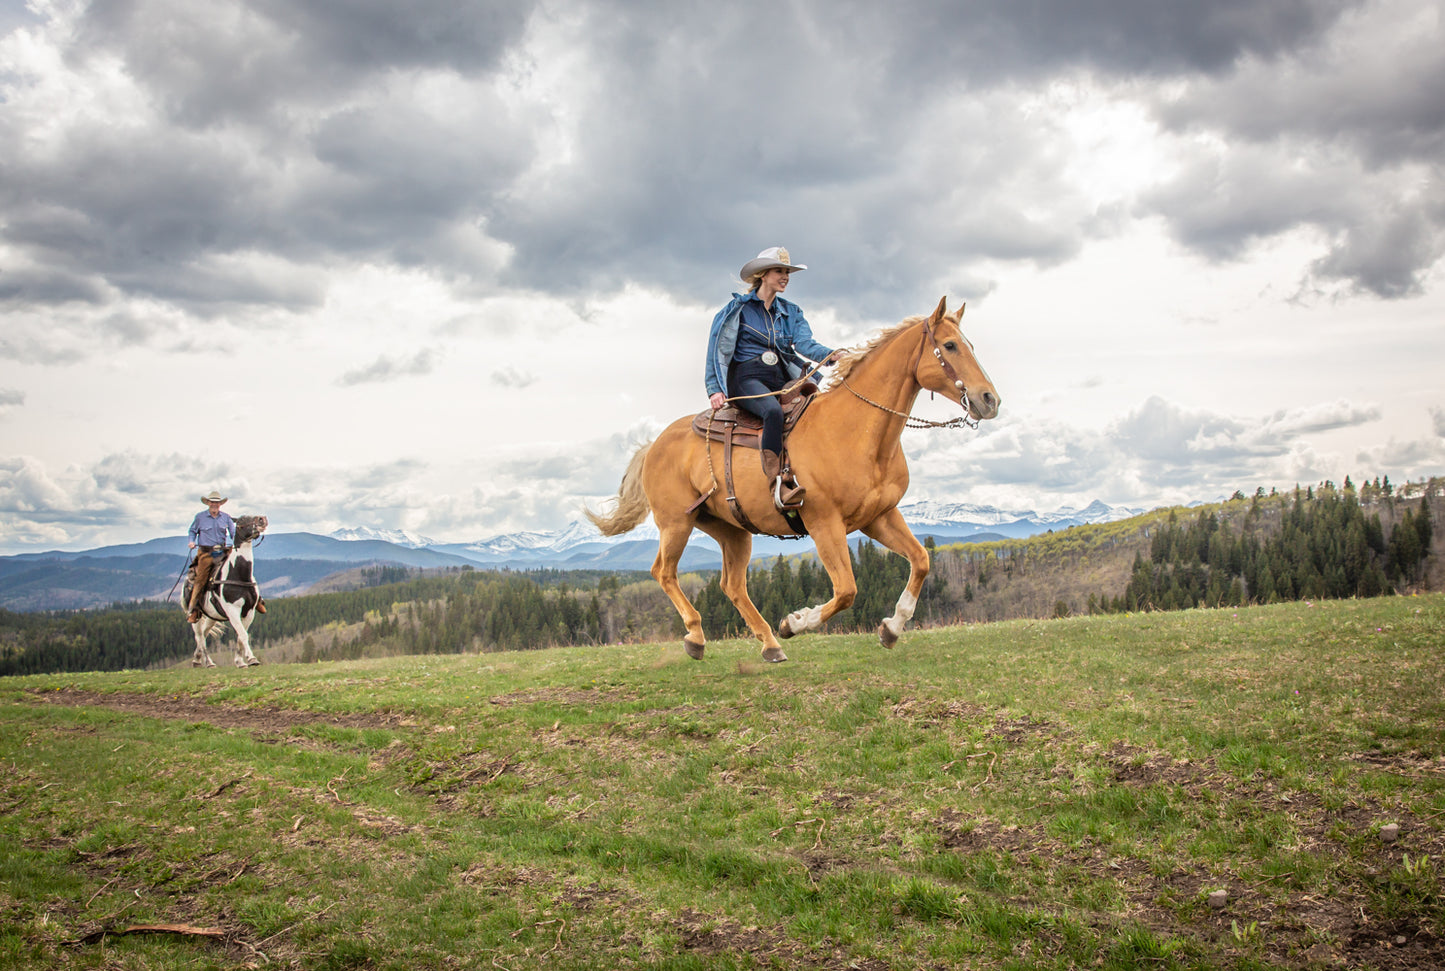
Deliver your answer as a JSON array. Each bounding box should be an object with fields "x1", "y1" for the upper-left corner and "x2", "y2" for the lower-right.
[{"x1": 760, "y1": 350, "x2": 778, "y2": 366}]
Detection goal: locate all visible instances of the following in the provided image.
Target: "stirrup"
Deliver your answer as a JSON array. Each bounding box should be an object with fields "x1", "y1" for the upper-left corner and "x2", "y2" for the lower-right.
[{"x1": 773, "y1": 476, "x2": 805, "y2": 511}]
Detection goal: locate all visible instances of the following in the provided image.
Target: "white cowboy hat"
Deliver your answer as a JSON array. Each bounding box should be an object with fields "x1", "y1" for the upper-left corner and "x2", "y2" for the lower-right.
[
  {"x1": 740, "y1": 246, "x2": 807, "y2": 283},
  {"x1": 200, "y1": 491, "x2": 229, "y2": 504}
]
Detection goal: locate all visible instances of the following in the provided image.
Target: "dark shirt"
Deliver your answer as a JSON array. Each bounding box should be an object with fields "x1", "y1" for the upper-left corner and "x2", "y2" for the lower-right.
[{"x1": 734, "y1": 298, "x2": 783, "y2": 361}]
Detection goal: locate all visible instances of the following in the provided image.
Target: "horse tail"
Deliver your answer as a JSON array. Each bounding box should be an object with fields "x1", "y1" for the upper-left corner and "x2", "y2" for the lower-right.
[{"x1": 584, "y1": 441, "x2": 653, "y2": 536}]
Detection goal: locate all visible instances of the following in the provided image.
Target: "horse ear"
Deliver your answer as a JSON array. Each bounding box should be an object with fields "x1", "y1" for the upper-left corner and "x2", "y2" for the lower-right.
[{"x1": 930, "y1": 296, "x2": 948, "y2": 323}]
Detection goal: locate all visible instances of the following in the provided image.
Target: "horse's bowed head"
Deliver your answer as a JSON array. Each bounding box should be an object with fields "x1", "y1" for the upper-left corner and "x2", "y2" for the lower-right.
[{"x1": 586, "y1": 297, "x2": 1000, "y2": 662}]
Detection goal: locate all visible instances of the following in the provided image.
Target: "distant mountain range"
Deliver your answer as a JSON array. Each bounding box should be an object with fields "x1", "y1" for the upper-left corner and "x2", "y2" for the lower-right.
[{"x1": 0, "y1": 499, "x2": 1144, "y2": 612}]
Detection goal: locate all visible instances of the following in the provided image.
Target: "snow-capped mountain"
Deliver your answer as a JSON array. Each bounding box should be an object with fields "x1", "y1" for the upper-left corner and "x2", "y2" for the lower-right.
[
  {"x1": 329, "y1": 526, "x2": 437, "y2": 549},
  {"x1": 896, "y1": 498, "x2": 1143, "y2": 530},
  {"x1": 428, "y1": 498, "x2": 1146, "y2": 568},
  {"x1": 895, "y1": 499, "x2": 1038, "y2": 528},
  {"x1": 1035, "y1": 499, "x2": 1145, "y2": 526}
]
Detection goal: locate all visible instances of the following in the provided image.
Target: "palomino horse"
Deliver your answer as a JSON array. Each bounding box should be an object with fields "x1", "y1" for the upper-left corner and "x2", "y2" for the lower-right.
[
  {"x1": 184, "y1": 515, "x2": 267, "y2": 668},
  {"x1": 587, "y1": 298, "x2": 999, "y2": 662}
]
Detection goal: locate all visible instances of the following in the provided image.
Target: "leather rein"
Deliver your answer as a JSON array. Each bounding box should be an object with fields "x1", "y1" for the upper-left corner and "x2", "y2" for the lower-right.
[{"x1": 841, "y1": 314, "x2": 980, "y2": 430}]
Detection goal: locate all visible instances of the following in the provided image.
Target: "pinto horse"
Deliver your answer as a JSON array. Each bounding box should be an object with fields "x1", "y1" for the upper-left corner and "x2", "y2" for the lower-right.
[
  {"x1": 184, "y1": 514, "x2": 267, "y2": 668},
  {"x1": 587, "y1": 298, "x2": 1000, "y2": 662}
]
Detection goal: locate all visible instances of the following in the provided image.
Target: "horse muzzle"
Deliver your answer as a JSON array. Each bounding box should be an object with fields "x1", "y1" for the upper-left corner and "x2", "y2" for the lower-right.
[{"x1": 969, "y1": 388, "x2": 1000, "y2": 421}]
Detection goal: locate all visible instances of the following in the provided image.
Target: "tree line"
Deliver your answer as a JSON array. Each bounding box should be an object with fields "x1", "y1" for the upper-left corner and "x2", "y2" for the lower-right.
[
  {"x1": 0, "y1": 601, "x2": 194, "y2": 676},
  {"x1": 2, "y1": 477, "x2": 1438, "y2": 676},
  {"x1": 1116, "y1": 482, "x2": 1433, "y2": 613}
]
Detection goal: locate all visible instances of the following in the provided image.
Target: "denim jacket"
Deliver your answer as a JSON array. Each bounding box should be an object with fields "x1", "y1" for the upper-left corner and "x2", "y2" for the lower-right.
[{"x1": 704, "y1": 292, "x2": 834, "y2": 396}]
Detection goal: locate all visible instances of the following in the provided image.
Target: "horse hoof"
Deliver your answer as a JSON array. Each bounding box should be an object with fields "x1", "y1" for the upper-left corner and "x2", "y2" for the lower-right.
[
  {"x1": 246, "y1": 657, "x2": 261, "y2": 666},
  {"x1": 776, "y1": 618, "x2": 794, "y2": 640},
  {"x1": 762, "y1": 646, "x2": 788, "y2": 663},
  {"x1": 877, "y1": 623, "x2": 898, "y2": 650},
  {"x1": 191, "y1": 660, "x2": 202, "y2": 667},
  {"x1": 683, "y1": 638, "x2": 705, "y2": 660}
]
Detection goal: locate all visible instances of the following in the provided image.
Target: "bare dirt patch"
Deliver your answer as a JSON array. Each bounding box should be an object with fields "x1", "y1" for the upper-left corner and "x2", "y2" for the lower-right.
[
  {"x1": 1344, "y1": 921, "x2": 1445, "y2": 970},
  {"x1": 28, "y1": 687, "x2": 406, "y2": 733},
  {"x1": 675, "y1": 907, "x2": 894, "y2": 971}
]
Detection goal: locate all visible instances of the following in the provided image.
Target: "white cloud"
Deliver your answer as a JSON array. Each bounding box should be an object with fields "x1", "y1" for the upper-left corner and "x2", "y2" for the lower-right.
[{"x1": 1, "y1": 0, "x2": 1442, "y2": 554}]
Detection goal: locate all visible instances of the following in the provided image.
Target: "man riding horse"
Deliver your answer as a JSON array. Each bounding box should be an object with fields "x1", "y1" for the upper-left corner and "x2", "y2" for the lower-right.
[
  {"x1": 187, "y1": 491, "x2": 234, "y2": 623},
  {"x1": 186, "y1": 490, "x2": 265, "y2": 623}
]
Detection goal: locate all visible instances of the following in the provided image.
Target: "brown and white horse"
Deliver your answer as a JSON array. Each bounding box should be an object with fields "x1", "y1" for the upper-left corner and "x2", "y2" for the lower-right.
[
  {"x1": 587, "y1": 298, "x2": 1000, "y2": 662},
  {"x1": 185, "y1": 515, "x2": 267, "y2": 668}
]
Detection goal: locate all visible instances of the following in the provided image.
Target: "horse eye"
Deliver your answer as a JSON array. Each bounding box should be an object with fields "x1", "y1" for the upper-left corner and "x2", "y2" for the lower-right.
[{"x1": 943, "y1": 341, "x2": 958, "y2": 352}]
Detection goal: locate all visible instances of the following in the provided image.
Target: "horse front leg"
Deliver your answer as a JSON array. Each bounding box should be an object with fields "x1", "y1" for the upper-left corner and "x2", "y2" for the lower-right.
[
  {"x1": 218, "y1": 599, "x2": 260, "y2": 666},
  {"x1": 861, "y1": 507, "x2": 930, "y2": 649},
  {"x1": 778, "y1": 514, "x2": 856, "y2": 641},
  {"x1": 233, "y1": 618, "x2": 260, "y2": 667}
]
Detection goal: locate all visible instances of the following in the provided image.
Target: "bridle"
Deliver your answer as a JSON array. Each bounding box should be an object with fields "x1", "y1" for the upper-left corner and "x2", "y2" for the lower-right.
[{"x1": 842, "y1": 314, "x2": 981, "y2": 430}]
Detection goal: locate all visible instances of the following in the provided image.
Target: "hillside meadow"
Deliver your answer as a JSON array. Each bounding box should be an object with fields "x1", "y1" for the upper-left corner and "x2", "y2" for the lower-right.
[{"x1": 2, "y1": 595, "x2": 1443, "y2": 970}]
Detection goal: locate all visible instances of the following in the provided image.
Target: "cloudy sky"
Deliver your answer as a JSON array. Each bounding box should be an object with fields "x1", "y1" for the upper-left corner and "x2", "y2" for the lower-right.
[{"x1": 2, "y1": 0, "x2": 1443, "y2": 553}]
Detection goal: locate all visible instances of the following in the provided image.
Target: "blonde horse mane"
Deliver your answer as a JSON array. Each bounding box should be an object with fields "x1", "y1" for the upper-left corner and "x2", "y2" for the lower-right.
[{"x1": 823, "y1": 315, "x2": 928, "y2": 390}]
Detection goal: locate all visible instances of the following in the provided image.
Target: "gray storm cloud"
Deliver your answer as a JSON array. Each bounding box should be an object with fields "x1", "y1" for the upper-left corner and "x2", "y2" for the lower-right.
[{"x1": 2, "y1": 0, "x2": 1437, "y2": 343}]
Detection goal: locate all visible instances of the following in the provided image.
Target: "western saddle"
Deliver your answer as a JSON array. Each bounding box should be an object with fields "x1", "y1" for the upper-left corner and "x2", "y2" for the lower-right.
[{"x1": 688, "y1": 379, "x2": 819, "y2": 536}]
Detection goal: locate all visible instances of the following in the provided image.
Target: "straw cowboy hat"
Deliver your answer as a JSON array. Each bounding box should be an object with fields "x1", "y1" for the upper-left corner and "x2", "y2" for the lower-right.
[
  {"x1": 200, "y1": 491, "x2": 229, "y2": 505},
  {"x1": 740, "y1": 246, "x2": 807, "y2": 283}
]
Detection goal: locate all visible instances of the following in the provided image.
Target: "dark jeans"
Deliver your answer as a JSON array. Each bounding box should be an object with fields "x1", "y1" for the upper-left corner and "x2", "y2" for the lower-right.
[{"x1": 729, "y1": 357, "x2": 789, "y2": 455}]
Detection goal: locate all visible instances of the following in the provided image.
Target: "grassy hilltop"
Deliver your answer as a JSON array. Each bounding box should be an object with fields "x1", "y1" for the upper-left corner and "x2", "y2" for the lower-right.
[{"x1": 2, "y1": 596, "x2": 1443, "y2": 970}]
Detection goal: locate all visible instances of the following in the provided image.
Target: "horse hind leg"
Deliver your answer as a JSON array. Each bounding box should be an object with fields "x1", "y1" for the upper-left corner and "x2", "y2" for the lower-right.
[
  {"x1": 698, "y1": 520, "x2": 787, "y2": 662},
  {"x1": 191, "y1": 621, "x2": 217, "y2": 668},
  {"x1": 652, "y1": 519, "x2": 707, "y2": 660}
]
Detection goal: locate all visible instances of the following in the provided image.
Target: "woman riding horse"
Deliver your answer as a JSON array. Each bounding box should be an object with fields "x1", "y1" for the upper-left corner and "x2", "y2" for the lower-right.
[
  {"x1": 706, "y1": 247, "x2": 837, "y2": 510},
  {"x1": 591, "y1": 297, "x2": 1000, "y2": 663}
]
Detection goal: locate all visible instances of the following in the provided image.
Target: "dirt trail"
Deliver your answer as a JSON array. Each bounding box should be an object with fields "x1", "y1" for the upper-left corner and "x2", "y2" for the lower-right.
[{"x1": 29, "y1": 687, "x2": 405, "y2": 733}]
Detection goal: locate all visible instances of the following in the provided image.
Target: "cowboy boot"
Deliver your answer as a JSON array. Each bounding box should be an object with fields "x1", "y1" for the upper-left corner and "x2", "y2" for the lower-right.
[
  {"x1": 761, "y1": 449, "x2": 806, "y2": 510},
  {"x1": 778, "y1": 449, "x2": 807, "y2": 507}
]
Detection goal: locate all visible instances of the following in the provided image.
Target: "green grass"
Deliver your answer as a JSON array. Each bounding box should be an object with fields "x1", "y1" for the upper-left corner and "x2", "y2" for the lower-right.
[{"x1": 2, "y1": 595, "x2": 1443, "y2": 969}]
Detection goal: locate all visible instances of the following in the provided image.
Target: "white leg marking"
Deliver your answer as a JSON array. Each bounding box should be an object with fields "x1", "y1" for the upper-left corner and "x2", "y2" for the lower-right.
[
  {"x1": 193, "y1": 619, "x2": 217, "y2": 667},
  {"x1": 217, "y1": 597, "x2": 258, "y2": 667},
  {"x1": 882, "y1": 591, "x2": 918, "y2": 639},
  {"x1": 785, "y1": 604, "x2": 826, "y2": 634}
]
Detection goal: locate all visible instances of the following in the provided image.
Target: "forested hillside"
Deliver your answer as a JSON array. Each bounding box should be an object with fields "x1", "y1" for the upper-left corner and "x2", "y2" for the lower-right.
[{"x1": 2, "y1": 477, "x2": 1440, "y2": 676}]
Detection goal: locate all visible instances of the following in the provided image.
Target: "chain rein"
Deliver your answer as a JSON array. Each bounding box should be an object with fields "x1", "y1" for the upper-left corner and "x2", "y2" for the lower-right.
[
  {"x1": 703, "y1": 318, "x2": 979, "y2": 494},
  {"x1": 841, "y1": 315, "x2": 980, "y2": 430}
]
